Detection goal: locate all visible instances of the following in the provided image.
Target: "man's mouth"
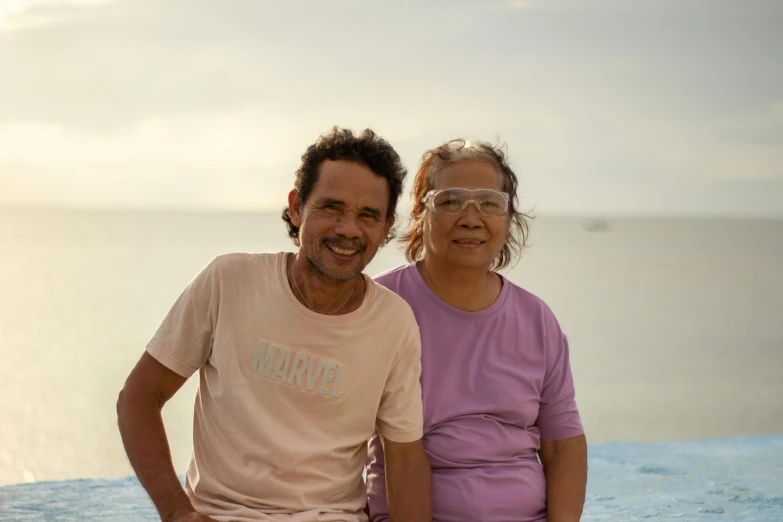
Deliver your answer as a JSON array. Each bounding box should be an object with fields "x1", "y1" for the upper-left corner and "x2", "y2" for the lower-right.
[
  {"x1": 324, "y1": 239, "x2": 364, "y2": 257},
  {"x1": 328, "y1": 245, "x2": 359, "y2": 256}
]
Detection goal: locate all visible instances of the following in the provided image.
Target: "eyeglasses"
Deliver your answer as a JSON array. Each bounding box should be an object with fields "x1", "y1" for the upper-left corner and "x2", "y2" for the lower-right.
[{"x1": 422, "y1": 188, "x2": 509, "y2": 217}]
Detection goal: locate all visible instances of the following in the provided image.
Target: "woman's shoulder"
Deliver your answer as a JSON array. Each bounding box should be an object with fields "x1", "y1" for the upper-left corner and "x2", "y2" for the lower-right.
[
  {"x1": 373, "y1": 264, "x2": 417, "y2": 293},
  {"x1": 501, "y1": 278, "x2": 561, "y2": 324},
  {"x1": 367, "y1": 274, "x2": 420, "y2": 333}
]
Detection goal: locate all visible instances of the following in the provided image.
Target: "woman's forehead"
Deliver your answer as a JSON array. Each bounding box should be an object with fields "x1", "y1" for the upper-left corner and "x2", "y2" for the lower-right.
[{"x1": 432, "y1": 160, "x2": 502, "y2": 190}]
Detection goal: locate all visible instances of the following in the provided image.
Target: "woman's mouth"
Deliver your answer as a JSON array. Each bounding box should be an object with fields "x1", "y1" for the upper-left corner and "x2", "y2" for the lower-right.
[{"x1": 453, "y1": 239, "x2": 484, "y2": 248}]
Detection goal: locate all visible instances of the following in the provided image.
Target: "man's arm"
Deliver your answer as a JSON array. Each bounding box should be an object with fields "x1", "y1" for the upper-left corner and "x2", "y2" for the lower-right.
[
  {"x1": 117, "y1": 352, "x2": 215, "y2": 522},
  {"x1": 539, "y1": 434, "x2": 588, "y2": 522},
  {"x1": 381, "y1": 436, "x2": 432, "y2": 522}
]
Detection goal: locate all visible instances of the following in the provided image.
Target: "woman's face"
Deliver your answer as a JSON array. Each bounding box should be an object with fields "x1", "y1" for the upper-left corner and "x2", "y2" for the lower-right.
[{"x1": 422, "y1": 159, "x2": 510, "y2": 271}]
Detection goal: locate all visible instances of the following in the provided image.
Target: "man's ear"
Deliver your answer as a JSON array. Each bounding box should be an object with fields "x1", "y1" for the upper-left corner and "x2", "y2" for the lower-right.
[
  {"x1": 288, "y1": 190, "x2": 303, "y2": 228},
  {"x1": 384, "y1": 216, "x2": 395, "y2": 239}
]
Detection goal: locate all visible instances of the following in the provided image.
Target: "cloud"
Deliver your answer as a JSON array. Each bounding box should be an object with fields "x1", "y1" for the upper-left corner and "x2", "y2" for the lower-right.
[
  {"x1": 0, "y1": 0, "x2": 449, "y2": 131},
  {"x1": 0, "y1": 0, "x2": 112, "y2": 31},
  {"x1": 719, "y1": 102, "x2": 783, "y2": 148},
  {"x1": 2, "y1": 0, "x2": 781, "y2": 130},
  {"x1": 719, "y1": 125, "x2": 783, "y2": 148},
  {"x1": 1, "y1": 0, "x2": 782, "y2": 215},
  {"x1": 483, "y1": 0, "x2": 625, "y2": 11}
]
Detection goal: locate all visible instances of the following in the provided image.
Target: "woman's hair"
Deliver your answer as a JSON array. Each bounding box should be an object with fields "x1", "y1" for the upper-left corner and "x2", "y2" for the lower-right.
[{"x1": 402, "y1": 139, "x2": 533, "y2": 270}]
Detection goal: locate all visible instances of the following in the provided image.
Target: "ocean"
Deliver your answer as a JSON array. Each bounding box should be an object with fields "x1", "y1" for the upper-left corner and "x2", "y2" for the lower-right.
[{"x1": 1, "y1": 208, "x2": 782, "y2": 487}]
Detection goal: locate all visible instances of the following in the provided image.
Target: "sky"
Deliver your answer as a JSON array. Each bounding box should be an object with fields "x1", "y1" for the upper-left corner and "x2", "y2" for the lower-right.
[{"x1": 0, "y1": 0, "x2": 781, "y2": 217}]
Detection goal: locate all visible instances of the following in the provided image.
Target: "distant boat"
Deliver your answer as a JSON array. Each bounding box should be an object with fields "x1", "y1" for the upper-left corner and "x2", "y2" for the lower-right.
[{"x1": 582, "y1": 218, "x2": 610, "y2": 232}]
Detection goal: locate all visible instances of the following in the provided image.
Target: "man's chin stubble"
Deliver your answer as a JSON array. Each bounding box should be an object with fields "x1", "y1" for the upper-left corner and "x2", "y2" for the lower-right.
[{"x1": 306, "y1": 254, "x2": 364, "y2": 283}]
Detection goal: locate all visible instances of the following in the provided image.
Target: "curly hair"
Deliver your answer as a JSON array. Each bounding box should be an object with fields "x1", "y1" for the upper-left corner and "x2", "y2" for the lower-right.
[
  {"x1": 281, "y1": 127, "x2": 407, "y2": 246},
  {"x1": 402, "y1": 139, "x2": 533, "y2": 270}
]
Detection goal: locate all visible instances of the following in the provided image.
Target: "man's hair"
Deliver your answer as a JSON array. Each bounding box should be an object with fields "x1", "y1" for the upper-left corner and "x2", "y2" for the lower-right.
[
  {"x1": 282, "y1": 127, "x2": 407, "y2": 246},
  {"x1": 402, "y1": 139, "x2": 534, "y2": 270}
]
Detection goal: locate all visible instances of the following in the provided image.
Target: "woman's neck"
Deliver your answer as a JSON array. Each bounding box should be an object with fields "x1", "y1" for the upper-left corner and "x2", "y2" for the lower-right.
[{"x1": 417, "y1": 258, "x2": 502, "y2": 312}]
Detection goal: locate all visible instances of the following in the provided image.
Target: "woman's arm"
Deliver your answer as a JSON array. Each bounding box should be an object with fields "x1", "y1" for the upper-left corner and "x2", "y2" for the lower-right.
[{"x1": 539, "y1": 434, "x2": 588, "y2": 522}]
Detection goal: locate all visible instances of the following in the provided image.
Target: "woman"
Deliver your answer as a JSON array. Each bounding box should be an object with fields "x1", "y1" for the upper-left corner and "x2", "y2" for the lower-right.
[{"x1": 366, "y1": 140, "x2": 587, "y2": 522}]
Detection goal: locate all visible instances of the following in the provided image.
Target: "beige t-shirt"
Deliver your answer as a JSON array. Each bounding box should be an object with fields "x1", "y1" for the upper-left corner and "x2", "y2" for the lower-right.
[{"x1": 147, "y1": 252, "x2": 423, "y2": 522}]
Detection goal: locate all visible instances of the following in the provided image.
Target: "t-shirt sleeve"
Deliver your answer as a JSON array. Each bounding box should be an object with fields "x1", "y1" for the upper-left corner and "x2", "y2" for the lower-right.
[
  {"x1": 537, "y1": 334, "x2": 584, "y2": 441},
  {"x1": 376, "y1": 320, "x2": 424, "y2": 443},
  {"x1": 146, "y1": 259, "x2": 220, "y2": 378}
]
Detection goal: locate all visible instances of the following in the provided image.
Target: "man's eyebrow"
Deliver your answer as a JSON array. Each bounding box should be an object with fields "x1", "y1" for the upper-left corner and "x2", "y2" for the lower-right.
[
  {"x1": 317, "y1": 198, "x2": 345, "y2": 207},
  {"x1": 316, "y1": 199, "x2": 382, "y2": 217}
]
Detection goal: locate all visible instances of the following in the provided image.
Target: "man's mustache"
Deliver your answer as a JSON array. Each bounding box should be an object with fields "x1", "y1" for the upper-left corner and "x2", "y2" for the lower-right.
[{"x1": 323, "y1": 237, "x2": 366, "y2": 252}]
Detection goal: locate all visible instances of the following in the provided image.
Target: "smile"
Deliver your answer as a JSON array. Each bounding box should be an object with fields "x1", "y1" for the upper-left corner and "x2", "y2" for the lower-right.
[
  {"x1": 328, "y1": 245, "x2": 359, "y2": 256},
  {"x1": 453, "y1": 239, "x2": 485, "y2": 249}
]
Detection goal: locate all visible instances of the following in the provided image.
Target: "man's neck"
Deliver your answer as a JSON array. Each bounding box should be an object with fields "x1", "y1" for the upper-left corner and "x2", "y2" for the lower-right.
[{"x1": 288, "y1": 253, "x2": 364, "y2": 315}]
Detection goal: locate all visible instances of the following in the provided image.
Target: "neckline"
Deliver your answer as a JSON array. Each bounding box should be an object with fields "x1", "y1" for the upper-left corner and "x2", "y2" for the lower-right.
[
  {"x1": 278, "y1": 252, "x2": 373, "y2": 324},
  {"x1": 407, "y1": 263, "x2": 510, "y2": 320}
]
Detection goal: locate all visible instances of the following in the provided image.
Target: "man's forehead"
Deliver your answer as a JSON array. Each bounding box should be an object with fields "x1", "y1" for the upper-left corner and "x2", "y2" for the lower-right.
[{"x1": 312, "y1": 162, "x2": 389, "y2": 204}]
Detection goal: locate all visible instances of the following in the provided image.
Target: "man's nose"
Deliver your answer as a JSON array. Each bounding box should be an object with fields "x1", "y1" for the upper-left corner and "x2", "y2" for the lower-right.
[{"x1": 333, "y1": 212, "x2": 362, "y2": 238}]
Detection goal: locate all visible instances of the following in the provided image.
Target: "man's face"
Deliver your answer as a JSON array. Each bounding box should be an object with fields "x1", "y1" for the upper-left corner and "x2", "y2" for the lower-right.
[{"x1": 288, "y1": 159, "x2": 393, "y2": 282}]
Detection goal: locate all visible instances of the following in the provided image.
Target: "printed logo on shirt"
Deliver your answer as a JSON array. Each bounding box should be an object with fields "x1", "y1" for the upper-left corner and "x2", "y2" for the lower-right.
[{"x1": 249, "y1": 340, "x2": 344, "y2": 398}]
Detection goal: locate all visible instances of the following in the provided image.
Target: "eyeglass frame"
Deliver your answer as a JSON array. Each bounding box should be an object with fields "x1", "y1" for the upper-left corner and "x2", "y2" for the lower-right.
[{"x1": 421, "y1": 188, "x2": 510, "y2": 216}]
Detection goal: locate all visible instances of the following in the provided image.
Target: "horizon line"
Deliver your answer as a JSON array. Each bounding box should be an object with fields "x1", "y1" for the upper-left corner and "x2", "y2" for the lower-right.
[{"x1": 2, "y1": 202, "x2": 782, "y2": 221}]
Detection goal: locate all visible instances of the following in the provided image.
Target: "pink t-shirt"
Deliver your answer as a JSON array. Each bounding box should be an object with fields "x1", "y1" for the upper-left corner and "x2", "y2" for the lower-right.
[
  {"x1": 147, "y1": 253, "x2": 423, "y2": 522},
  {"x1": 366, "y1": 265, "x2": 583, "y2": 522}
]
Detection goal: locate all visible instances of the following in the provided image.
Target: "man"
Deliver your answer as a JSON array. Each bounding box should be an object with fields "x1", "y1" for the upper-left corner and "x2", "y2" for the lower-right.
[{"x1": 117, "y1": 127, "x2": 432, "y2": 522}]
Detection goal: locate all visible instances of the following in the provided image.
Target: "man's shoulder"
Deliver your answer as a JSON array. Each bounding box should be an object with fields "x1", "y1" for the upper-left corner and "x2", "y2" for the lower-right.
[
  {"x1": 367, "y1": 274, "x2": 419, "y2": 328},
  {"x1": 209, "y1": 251, "x2": 283, "y2": 275}
]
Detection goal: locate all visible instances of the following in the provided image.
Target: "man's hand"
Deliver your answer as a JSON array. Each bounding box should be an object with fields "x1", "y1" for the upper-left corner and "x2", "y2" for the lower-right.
[{"x1": 167, "y1": 508, "x2": 219, "y2": 522}]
